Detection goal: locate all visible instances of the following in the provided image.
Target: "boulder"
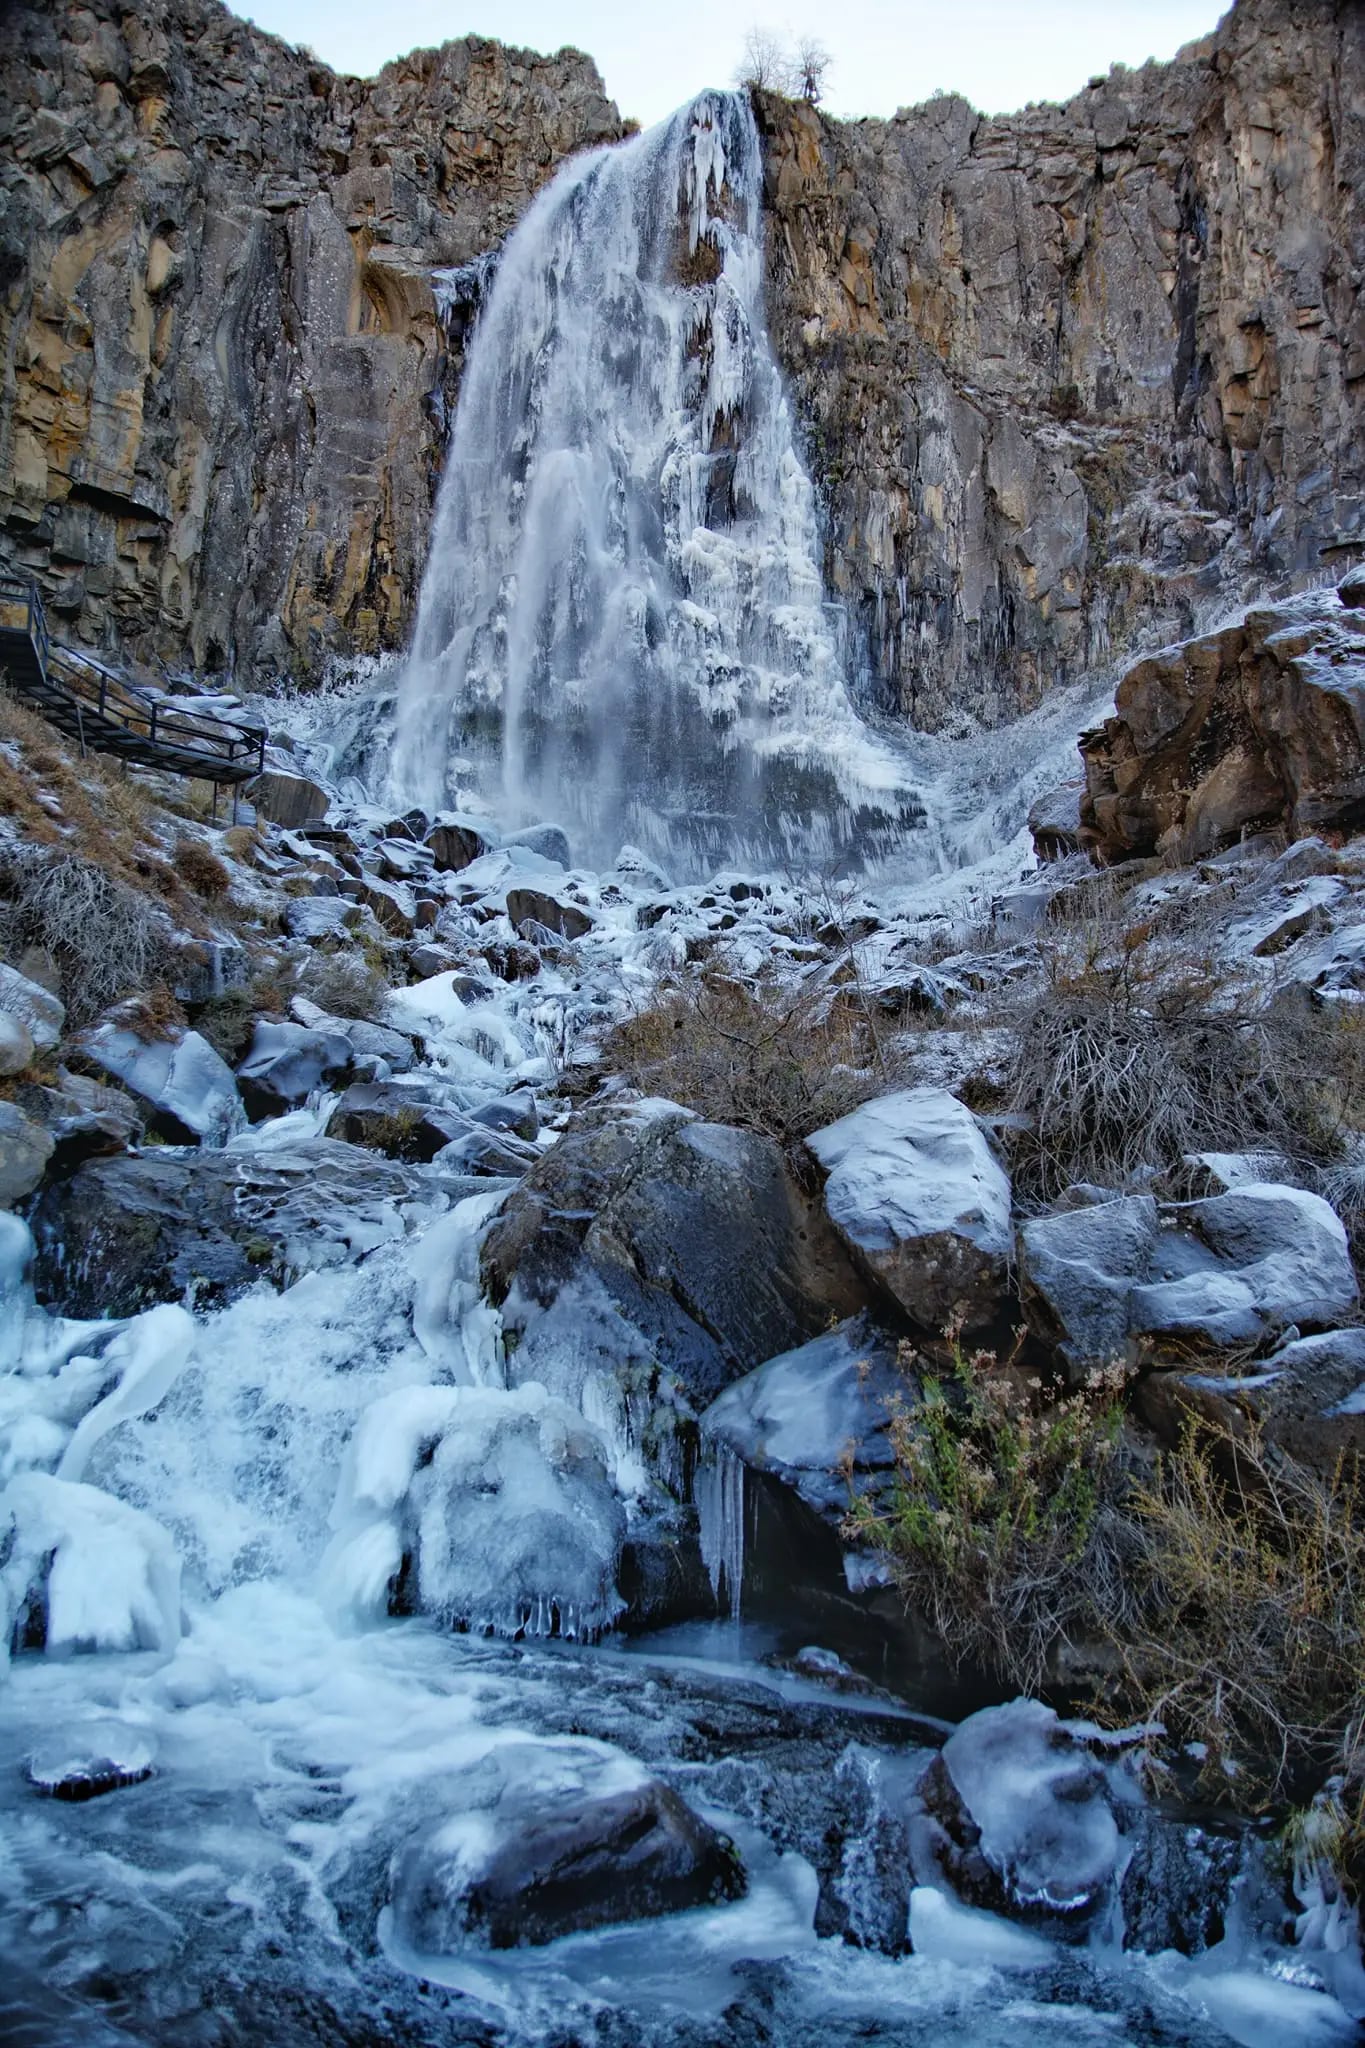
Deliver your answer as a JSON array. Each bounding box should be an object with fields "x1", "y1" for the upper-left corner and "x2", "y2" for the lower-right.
[
  {"x1": 482, "y1": 1102, "x2": 866, "y2": 1408},
  {"x1": 284, "y1": 895, "x2": 364, "y2": 942},
  {"x1": 1020, "y1": 1184, "x2": 1359, "y2": 1379},
  {"x1": 1079, "y1": 590, "x2": 1365, "y2": 864},
  {"x1": 806, "y1": 1089, "x2": 1012, "y2": 1332},
  {"x1": 0, "y1": 1103, "x2": 55, "y2": 1207},
  {"x1": 388, "y1": 1738, "x2": 743, "y2": 1951},
  {"x1": 236, "y1": 1020, "x2": 354, "y2": 1119},
  {"x1": 0, "y1": 1013, "x2": 35, "y2": 1077},
  {"x1": 246, "y1": 768, "x2": 328, "y2": 827},
  {"x1": 73, "y1": 1020, "x2": 245, "y2": 1147},
  {"x1": 426, "y1": 816, "x2": 494, "y2": 873},
  {"x1": 325, "y1": 1382, "x2": 626, "y2": 1638},
  {"x1": 505, "y1": 885, "x2": 594, "y2": 942},
  {"x1": 1027, "y1": 781, "x2": 1084, "y2": 861},
  {"x1": 701, "y1": 1315, "x2": 909, "y2": 1522},
  {"x1": 353, "y1": 875, "x2": 417, "y2": 938},
  {"x1": 915, "y1": 1699, "x2": 1138, "y2": 1933},
  {"x1": 29, "y1": 1139, "x2": 442, "y2": 1316},
  {"x1": 1136, "y1": 1326, "x2": 1365, "y2": 1481},
  {"x1": 0, "y1": 964, "x2": 65, "y2": 1051},
  {"x1": 503, "y1": 823, "x2": 571, "y2": 868},
  {"x1": 325, "y1": 1081, "x2": 464, "y2": 1163},
  {"x1": 24, "y1": 1720, "x2": 157, "y2": 1802}
]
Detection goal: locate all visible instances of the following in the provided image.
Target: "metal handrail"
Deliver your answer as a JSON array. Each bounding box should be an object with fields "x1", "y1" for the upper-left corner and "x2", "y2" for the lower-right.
[{"x1": 0, "y1": 573, "x2": 265, "y2": 778}]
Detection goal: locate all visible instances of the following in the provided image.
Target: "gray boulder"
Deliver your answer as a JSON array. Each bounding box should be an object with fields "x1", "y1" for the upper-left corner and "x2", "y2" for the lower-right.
[
  {"x1": 0, "y1": 1102, "x2": 55, "y2": 1207},
  {"x1": 284, "y1": 895, "x2": 364, "y2": 943},
  {"x1": 246, "y1": 767, "x2": 328, "y2": 826},
  {"x1": 807, "y1": 1088, "x2": 1012, "y2": 1332},
  {"x1": 325, "y1": 1081, "x2": 465, "y2": 1163},
  {"x1": 389, "y1": 1738, "x2": 743, "y2": 1951},
  {"x1": 482, "y1": 1102, "x2": 867, "y2": 1408},
  {"x1": 503, "y1": 823, "x2": 571, "y2": 868},
  {"x1": 426, "y1": 815, "x2": 495, "y2": 873},
  {"x1": 74, "y1": 1019, "x2": 245, "y2": 1146},
  {"x1": 1136, "y1": 1326, "x2": 1365, "y2": 1481},
  {"x1": 0, "y1": 1012, "x2": 35, "y2": 1077},
  {"x1": 1021, "y1": 1184, "x2": 1359, "y2": 1378},
  {"x1": 236, "y1": 1020, "x2": 354, "y2": 1120},
  {"x1": 29, "y1": 1139, "x2": 448, "y2": 1316},
  {"x1": 702, "y1": 1315, "x2": 909, "y2": 1521},
  {"x1": 0, "y1": 964, "x2": 65, "y2": 1052}
]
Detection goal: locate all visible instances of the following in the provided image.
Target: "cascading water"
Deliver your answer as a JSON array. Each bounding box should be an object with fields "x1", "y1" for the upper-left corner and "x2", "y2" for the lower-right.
[{"x1": 388, "y1": 91, "x2": 919, "y2": 876}]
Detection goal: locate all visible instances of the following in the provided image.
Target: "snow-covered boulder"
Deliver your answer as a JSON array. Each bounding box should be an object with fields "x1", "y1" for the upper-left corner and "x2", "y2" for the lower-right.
[
  {"x1": 505, "y1": 884, "x2": 595, "y2": 941},
  {"x1": 0, "y1": 1102, "x2": 54, "y2": 1206},
  {"x1": 325, "y1": 1081, "x2": 465, "y2": 1162},
  {"x1": 324, "y1": 1381, "x2": 627, "y2": 1639},
  {"x1": 284, "y1": 895, "x2": 364, "y2": 943},
  {"x1": 503, "y1": 822, "x2": 571, "y2": 869},
  {"x1": 425, "y1": 814, "x2": 494, "y2": 874},
  {"x1": 807, "y1": 1088, "x2": 1012, "y2": 1332},
  {"x1": 388, "y1": 1737, "x2": 743, "y2": 1952},
  {"x1": 701, "y1": 1315, "x2": 908, "y2": 1521},
  {"x1": 0, "y1": 1472, "x2": 182, "y2": 1659},
  {"x1": 1021, "y1": 1184, "x2": 1359, "y2": 1378},
  {"x1": 77, "y1": 1020, "x2": 246, "y2": 1146},
  {"x1": 0, "y1": 963, "x2": 64, "y2": 1051},
  {"x1": 236, "y1": 1019, "x2": 354, "y2": 1120},
  {"x1": 916, "y1": 1699, "x2": 1139, "y2": 1932},
  {"x1": 23, "y1": 1719, "x2": 157, "y2": 1800}
]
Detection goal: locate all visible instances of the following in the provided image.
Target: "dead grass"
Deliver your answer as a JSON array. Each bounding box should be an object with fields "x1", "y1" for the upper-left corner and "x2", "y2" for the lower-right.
[
  {"x1": 172, "y1": 837, "x2": 231, "y2": 897},
  {"x1": 598, "y1": 958, "x2": 892, "y2": 1154}
]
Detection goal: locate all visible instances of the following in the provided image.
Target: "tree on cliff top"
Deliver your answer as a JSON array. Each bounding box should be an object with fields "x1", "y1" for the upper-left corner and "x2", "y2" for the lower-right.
[{"x1": 735, "y1": 27, "x2": 832, "y2": 102}]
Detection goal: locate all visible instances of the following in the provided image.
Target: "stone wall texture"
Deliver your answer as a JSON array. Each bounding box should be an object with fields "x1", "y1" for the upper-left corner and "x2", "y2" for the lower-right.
[
  {"x1": 0, "y1": 0, "x2": 623, "y2": 681},
  {"x1": 1, "y1": 0, "x2": 1362, "y2": 727}
]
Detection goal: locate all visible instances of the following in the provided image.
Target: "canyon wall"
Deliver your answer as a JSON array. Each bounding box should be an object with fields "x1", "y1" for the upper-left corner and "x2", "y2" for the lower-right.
[
  {"x1": 1, "y1": 0, "x2": 1362, "y2": 726},
  {"x1": 0, "y1": 0, "x2": 622, "y2": 681},
  {"x1": 760, "y1": 0, "x2": 1365, "y2": 726}
]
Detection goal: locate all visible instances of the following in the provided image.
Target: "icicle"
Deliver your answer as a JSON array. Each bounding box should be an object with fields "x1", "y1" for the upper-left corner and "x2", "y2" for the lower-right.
[{"x1": 696, "y1": 1442, "x2": 746, "y2": 1618}]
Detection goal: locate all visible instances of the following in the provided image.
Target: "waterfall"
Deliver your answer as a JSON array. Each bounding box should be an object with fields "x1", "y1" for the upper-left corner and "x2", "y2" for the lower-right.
[{"x1": 389, "y1": 90, "x2": 919, "y2": 877}]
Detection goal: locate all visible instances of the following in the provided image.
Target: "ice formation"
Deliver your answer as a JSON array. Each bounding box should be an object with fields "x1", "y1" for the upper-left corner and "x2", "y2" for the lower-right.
[{"x1": 388, "y1": 91, "x2": 919, "y2": 875}]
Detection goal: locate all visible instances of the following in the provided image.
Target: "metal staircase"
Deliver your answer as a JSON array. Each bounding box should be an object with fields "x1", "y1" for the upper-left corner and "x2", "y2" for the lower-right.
[{"x1": 0, "y1": 575, "x2": 265, "y2": 788}]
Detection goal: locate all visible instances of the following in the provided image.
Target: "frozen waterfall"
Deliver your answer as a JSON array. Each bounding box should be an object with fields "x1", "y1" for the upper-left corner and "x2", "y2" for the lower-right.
[{"x1": 388, "y1": 91, "x2": 920, "y2": 876}]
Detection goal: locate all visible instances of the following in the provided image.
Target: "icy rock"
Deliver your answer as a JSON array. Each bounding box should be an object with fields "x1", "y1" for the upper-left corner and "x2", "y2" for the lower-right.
[
  {"x1": 1027, "y1": 780, "x2": 1084, "y2": 861},
  {"x1": 24, "y1": 1720, "x2": 157, "y2": 1801},
  {"x1": 353, "y1": 873, "x2": 417, "y2": 937},
  {"x1": 29, "y1": 1139, "x2": 440, "y2": 1315},
  {"x1": 0, "y1": 1102, "x2": 54, "y2": 1206},
  {"x1": 701, "y1": 1315, "x2": 908, "y2": 1520},
  {"x1": 246, "y1": 766, "x2": 328, "y2": 826},
  {"x1": 611, "y1": 844, "x2": 671, "y2": 891},
  {"x1": 466, "y1": 1089, "x2": 538, "y2": 1141},
  {"x1": 325, "y1": 1081, "x2": 465, "y2": 1162},
  {"x1": 1287, "y1": 921, "x2": 1365, "y2": 999},
  {"x1": 426, "y1": 814, "x2": 494, "y2": 873},
  {"x1": 432, "y1": 1124, "x2": 541, "y2": 1177},
  {"x1": 505, "y1": 885, "x2": 594, "y2": 941},
  {"x1": 0, "y1": 963, "x2": 65, "y2": 1051},
  {"x1": 236, "y1": 1019, "x2": 354, "y2": 1119},
  {"x1": 76, "y1": 1021, "x2": 246, "y2": 1146},
  {"x1": 0, "y1": 1011, "x2": 35, "y2": 1076},
  {"x1": 482, "y1": 1103, "x2": 865, "y2": 1407},
  {"x1": 305, "y1": 1012, "x2": 419, "y2": 1073},
  {"x1": 57, "y1": 1302, "x2": 196, "y2": 1484},
  {"x1": 284, "y1": 895, "x2": 364, "y2": 942},
  {"x1": 1137, "y1": 1326, "x2": 1365, "y2": 1482},
  {"x1": 0, "y1": 1472, "x2": 182, "y2": 1659},
  {"x1": 807, "y1": 1088, "x2": 1012, "y2": 1331},
  {"x1": 918, "y1": 1699, "x2": 1135, "y2": 1930},
  {"x1": 1021, "y1": 1184, "x2": 1359, "y2": 1378},
  {"x1": 389, "y1": 1737, "x2": 743, "y2": 1951},
  {"x1": 326, "y1": 1382, "x2": 627, "y2": 1638},
  {"x1": 503, "y1": 822, "x2": 572, "y2": 869}
]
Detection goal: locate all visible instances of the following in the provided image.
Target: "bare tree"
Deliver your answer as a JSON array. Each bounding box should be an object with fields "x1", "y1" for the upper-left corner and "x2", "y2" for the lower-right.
[
  {"x1": 794, "y1": 36, "x2": 831, "y2": 104},
  {"x1": 734, "y1": 25, "x2": 793, "y2": 93}
]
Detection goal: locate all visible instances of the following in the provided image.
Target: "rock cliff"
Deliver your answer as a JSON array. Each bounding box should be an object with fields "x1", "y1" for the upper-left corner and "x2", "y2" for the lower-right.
[
  {"x1": 1, "y1": 0, "x2": 1362, "y2": 727},
  {"x1": 758, "y1": 0, "x2": 1365, "y2": 727},
  {"x1": 0, "y1": 0, "x2": 622, "y2": 681}
]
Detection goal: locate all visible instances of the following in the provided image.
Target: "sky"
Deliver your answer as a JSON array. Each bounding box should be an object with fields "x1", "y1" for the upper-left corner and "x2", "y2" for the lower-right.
[{"x1": 234, "y1": 1, "x2": 1231, "y2": 128}]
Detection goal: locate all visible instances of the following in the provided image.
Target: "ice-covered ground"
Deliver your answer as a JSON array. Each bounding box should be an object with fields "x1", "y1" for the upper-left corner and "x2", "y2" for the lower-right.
[{"x1": 2, "y1": 819, "x2": 1362, "y2": 2047}]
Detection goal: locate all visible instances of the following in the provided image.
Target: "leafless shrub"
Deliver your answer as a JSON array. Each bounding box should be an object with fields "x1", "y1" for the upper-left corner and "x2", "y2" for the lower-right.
[
  {"x1": 599, "y1": 957, "x2": 891, "y2": 1155},
  {"x1": 0, "y1": 844, "x2": 174, "y2": 1025},
  {"x1": 734, "y1": 25, "x2": 794, "y2": 92},
  {"x1": 296, "y1": 949, "x2": 390, "y2": 1023},
  {"x1": 172, "y1": 837, "x2": 231, "y2": 897}
]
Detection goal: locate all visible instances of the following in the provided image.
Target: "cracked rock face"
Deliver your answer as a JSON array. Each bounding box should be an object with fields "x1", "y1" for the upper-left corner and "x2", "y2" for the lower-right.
[
  {"x1": 757, "y1": 0, "x2": 1365, "y2": 730},
  {"x1": 0, "y1": 0, "x2": 623, "y2": 682},
  {"x1": 2, "y1": 0, "x2": 1361, "y2": 733}
]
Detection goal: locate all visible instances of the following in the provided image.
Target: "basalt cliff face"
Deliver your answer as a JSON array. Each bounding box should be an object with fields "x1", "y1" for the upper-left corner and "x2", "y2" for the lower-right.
[
  {"x1": 0, "y1": 0, "x2": 622, "y2": 681},
  {"x1": 1, "y1": 0, "x2": 1362, "y2": 724},
  {"x1": 758, "y1": 0, "x2": 1365, "y2": 728}
]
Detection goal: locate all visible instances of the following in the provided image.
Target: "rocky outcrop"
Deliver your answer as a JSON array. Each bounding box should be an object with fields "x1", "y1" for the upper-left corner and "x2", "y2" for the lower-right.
[
  {"x1": 0, "y1": 0, "x2": 622, "y2": 680},
  {"x1": 758, "y1": 0, "x2": 1365, "y2": 728},
  {"x1": 1078, "y1": 583, "x2": 1365, "y2": 862}
]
